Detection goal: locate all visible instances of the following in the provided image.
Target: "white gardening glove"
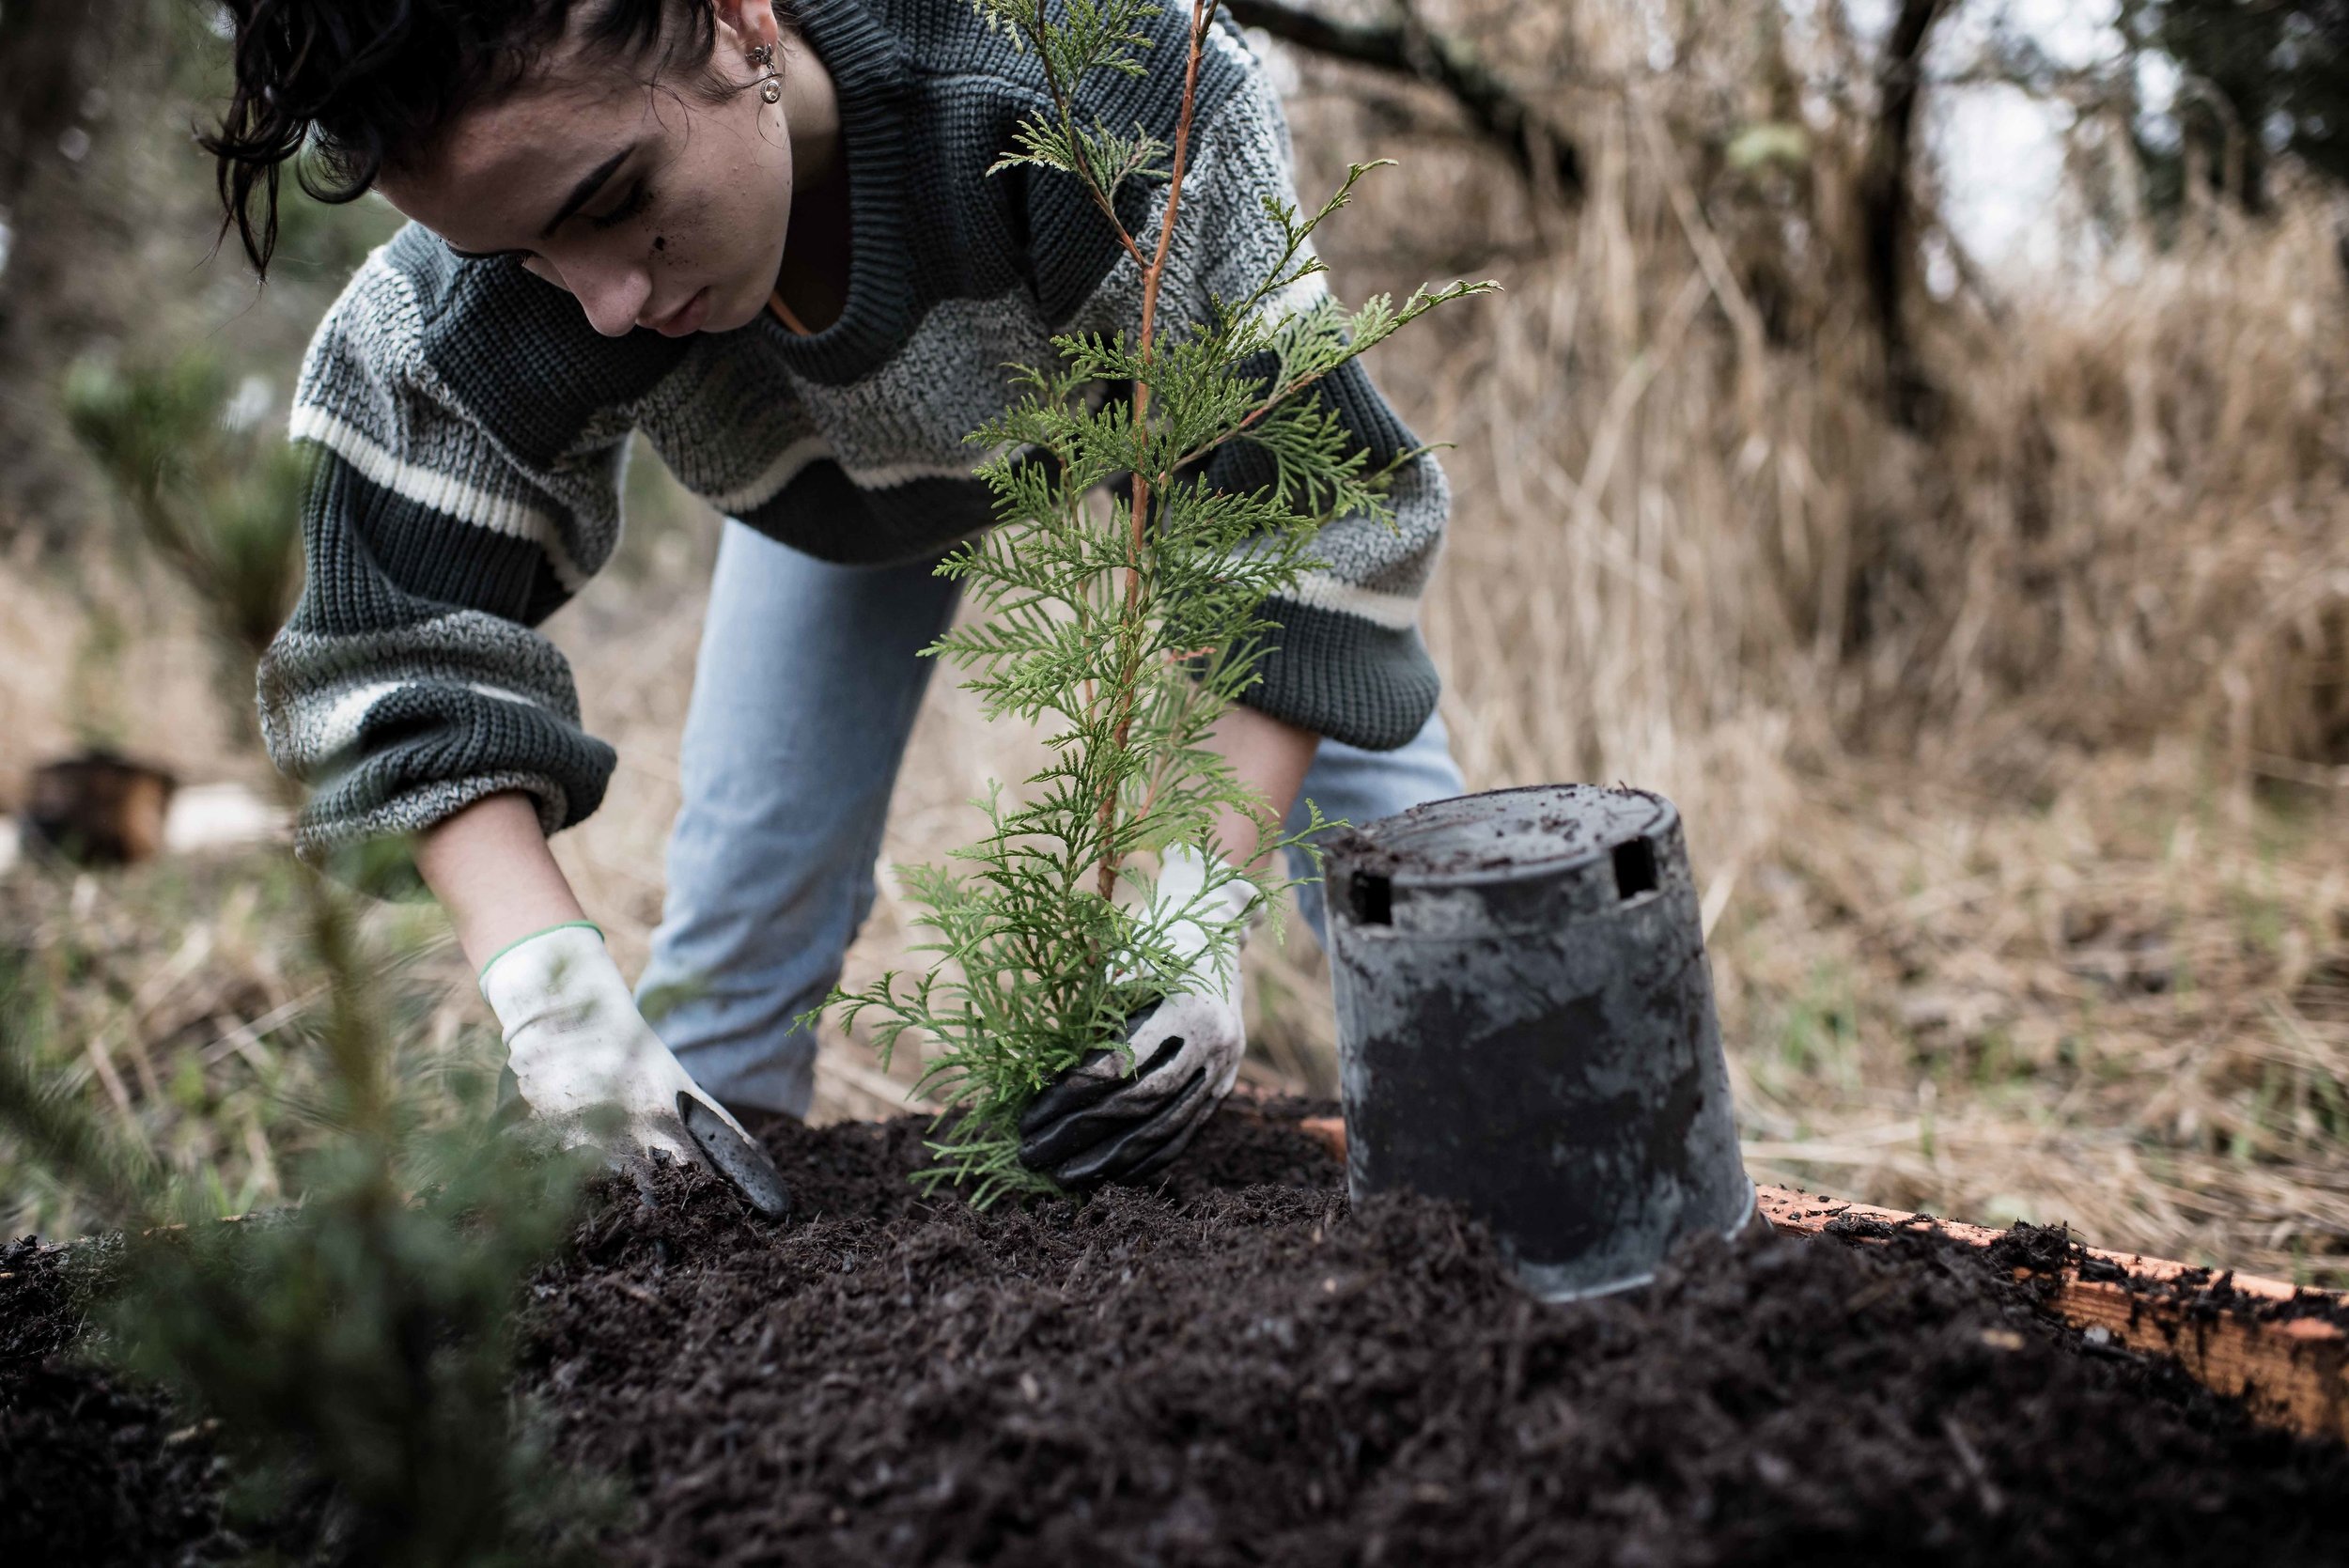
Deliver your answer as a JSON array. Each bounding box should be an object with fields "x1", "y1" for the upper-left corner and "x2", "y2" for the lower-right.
[
  {"x1": 482, "y1": 924, "x2": 790, "y2": 1219},
  {"x1": 1017, "y1": 846, "x2": 1258, "y2": 1186}
]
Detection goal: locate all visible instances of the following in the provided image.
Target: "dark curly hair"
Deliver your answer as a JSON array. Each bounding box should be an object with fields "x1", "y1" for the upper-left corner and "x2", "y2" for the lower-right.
[{"x1": 202, "y1": 0, "x2": 732, "y2": 279}]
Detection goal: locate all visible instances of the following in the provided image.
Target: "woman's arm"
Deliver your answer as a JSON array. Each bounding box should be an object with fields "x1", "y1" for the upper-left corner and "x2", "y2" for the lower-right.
[
  {"x1": 260, "y1": 232, "x2": 624, "y2": 868},
  {"x1": 413, "y1": 791, "x2": 588, "y2": 970},
  {"x1": 1203, "y1": 705, "x2": 1320, "y2": 876},
  {"x1": 418, "y1": 715, "x2": 1316, "y2": 965}
]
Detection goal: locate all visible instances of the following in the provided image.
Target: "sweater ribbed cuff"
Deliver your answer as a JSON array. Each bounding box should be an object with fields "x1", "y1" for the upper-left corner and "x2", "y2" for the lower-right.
[{"x1": 1239, "y1": 597, "x2": 1441, "y2": 753}]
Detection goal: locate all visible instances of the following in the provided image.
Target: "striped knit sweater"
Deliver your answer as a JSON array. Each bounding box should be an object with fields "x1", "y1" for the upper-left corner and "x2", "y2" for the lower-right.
[{"x1": 260, "y1": 0, "x2": 1449, "y2": 858}]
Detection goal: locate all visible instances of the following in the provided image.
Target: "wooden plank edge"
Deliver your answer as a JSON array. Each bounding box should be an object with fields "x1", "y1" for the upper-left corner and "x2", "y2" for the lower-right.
[
  {"x1": 1758, "y1": 1186, "x2": 2349, "y2": 1443},
  {"x1": 1755, "y1": 1188, "x2": 2312, "y2": 1302},
  {"x1": 1298, "y1": 1115, "x2": 1345, "y2": 1161},
  {"x1": 1285, "y1": 1111, "x2": 2349, "y2": 1443}
]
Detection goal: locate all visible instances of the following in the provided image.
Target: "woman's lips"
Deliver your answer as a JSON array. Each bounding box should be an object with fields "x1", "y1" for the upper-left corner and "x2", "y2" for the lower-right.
[{"x1": 648, "y1": 286, "x2": 711, "y2": 337}]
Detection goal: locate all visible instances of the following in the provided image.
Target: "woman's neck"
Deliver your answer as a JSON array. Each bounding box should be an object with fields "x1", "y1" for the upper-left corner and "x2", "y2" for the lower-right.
[{"x1": 775, "y1": 29, "x2": 850, "y2": 334}]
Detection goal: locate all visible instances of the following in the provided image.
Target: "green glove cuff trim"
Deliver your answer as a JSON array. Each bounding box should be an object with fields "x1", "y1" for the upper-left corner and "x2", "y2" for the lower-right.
[{"x1": 476, "y1": 921, "x2": 605, "y2": 988}]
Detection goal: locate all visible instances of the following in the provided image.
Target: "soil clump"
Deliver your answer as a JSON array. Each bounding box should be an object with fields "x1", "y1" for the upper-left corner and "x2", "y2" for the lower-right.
[{"x1": 0, "y1": 1235, "x2": 256, "y2": 1565}]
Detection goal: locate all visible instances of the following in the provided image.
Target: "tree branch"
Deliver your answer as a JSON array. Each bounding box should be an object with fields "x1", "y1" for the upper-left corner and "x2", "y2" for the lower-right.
[{"x1": 1224, "y1": 0, "x2": 1582, "y2": 199}]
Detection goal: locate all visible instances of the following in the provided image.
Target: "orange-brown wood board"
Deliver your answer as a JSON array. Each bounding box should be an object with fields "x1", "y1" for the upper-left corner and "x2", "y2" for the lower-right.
[{"x1": 1290, "y1": 1114, "x2": 2349, "y2": 1443}]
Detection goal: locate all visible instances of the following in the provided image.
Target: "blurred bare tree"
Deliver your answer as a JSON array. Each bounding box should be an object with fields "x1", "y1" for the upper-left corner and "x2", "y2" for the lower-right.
[
  {"x1": 1857, "y1": 0, "x2": 1948, "y2": 429},
  {"x1": 0, "y1": 0, "x2": 155, "y2": 546},
  {"x1": 2121, "y1": 0, "x2": 2349, "y2": 210},
  {"x1": 0, "y1": 0, "x2": 129, "y2": 206},
  {"x1": 0, "y1": 0, "x2": 393, "y2": 555}
]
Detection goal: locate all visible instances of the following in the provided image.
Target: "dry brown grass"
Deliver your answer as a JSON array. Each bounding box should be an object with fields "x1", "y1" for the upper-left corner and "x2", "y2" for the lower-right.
[
  {"x1": 8, "y1": 0, "x2": 2349, "y2": 1275},
  {"x1": 1253, "y1": 0, "x2": 2349, "y2": 1278},
  {"x1": 1720, "y1": 751, "x2": 2349, "y2": 1281}
]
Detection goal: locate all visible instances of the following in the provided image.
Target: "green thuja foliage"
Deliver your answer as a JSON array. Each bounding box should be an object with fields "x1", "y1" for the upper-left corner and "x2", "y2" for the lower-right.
[{"x1": 829, "y1": 0, "x2": 1491, "y2": 1203}]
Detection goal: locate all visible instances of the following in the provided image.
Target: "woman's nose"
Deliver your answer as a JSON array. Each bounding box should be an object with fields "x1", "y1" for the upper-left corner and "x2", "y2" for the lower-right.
[{"x1": 558, "y1": 256, "x2": 656, "y2": 338}]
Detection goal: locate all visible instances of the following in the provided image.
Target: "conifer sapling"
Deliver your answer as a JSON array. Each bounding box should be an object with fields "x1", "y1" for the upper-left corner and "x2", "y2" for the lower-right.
[{"x1": 828, "y1": 0, "x2": 1493, "y2": 1202}]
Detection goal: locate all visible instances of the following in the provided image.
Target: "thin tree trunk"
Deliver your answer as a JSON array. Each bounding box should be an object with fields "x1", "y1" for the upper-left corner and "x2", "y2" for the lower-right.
[
  {"x1": 1097, "y1": 0, "x2": 1218, "y2": 903},
  {"x1": 1857, "y1": 0, "x2": 1946, "y2": 431},
  {"x1": 0, "y1": 0, "x2": 114, "y2": 210}
]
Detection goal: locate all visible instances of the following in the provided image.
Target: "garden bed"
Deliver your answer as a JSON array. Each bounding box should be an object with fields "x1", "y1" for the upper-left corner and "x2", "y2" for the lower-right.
[{"x1": 8, "y1": 1105, "x2": 2349, "y2": 1564}]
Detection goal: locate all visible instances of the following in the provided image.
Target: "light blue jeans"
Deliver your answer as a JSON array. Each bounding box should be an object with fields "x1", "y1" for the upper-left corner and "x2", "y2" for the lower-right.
[{"x1": 638, "y1": 520, "x2": 1466, "y2": 1116}]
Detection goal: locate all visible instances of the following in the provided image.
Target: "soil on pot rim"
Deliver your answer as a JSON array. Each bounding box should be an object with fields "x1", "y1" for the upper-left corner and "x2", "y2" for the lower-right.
[{"x1": 8, "y1": 1108, "x2": 2349, "y2": 1566}]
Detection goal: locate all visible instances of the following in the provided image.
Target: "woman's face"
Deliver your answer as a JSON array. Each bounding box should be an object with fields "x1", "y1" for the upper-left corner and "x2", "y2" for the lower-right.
[{"x1": 378, "y1": 1, "x2": 801, "y2": 338}]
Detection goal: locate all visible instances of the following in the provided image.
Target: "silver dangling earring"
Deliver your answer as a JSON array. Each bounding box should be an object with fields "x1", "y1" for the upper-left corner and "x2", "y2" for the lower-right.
[{"x1": 747, "y1": 41, "x2": 782, "y2": 103}]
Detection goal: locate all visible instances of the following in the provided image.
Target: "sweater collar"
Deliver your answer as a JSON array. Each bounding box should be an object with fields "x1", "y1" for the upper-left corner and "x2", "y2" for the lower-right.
[{"x1": 759, "y1": 0, "x2": 917, "y2": 386}]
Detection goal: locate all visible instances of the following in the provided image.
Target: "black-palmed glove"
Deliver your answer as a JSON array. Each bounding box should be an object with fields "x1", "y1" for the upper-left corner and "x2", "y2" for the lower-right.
[{"x1": 1018, "y1": 847, "x2": 1258, "y2": 1186}]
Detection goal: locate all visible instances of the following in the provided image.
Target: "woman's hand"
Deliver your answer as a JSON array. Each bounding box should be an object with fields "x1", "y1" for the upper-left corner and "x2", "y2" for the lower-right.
[
  {"x1": 420, "y1": 793, "x2": 790, "y2": 1219},
  {"x1": 1016, "y1": 709, "x2": 1319, "y2": 1186},
  {"x1": 482, "y1": 924, "x2": 791, "y2": 1219},
  {"x1": 1017, "y1": 846, "x2": 1259, "y2": 1185}
]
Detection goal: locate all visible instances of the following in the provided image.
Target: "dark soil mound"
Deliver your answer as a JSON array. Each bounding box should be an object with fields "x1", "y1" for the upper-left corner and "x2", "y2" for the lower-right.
[
  {"x1": 521, "y1": 1110, "x2": 2349, "y2": 1567},
  {"x1": 8, "y1": 1110, "x2": 2349, "y2": 1566},
  {"x1": 0, "y1": 1235, "x2": 253, "y2": 1566}
]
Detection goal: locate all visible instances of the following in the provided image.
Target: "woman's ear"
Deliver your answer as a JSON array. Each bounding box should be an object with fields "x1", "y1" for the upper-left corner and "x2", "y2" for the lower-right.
[{"x1": 709, "y1": 0, "x2": 784, "y2": 56}]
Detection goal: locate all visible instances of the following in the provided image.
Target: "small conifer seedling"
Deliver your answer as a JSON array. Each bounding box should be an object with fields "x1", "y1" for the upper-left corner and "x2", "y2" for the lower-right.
[
  {"x1": 0, "y1": 355, "x2": 603, "y2": 1564},
  {"x1": 828, "y1": 0, "x2": 1494, "y2": 1202}
]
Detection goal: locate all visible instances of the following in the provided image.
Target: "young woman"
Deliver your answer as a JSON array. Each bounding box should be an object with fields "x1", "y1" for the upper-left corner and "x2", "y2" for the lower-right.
[{"x1": 214, "y1": 0, "x2": 1464, "y2": 1207}]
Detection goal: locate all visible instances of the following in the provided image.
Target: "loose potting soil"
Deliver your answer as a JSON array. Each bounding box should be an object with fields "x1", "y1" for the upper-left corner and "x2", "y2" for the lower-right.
[{"x1": 8, "y1": 1107, "x2": 2349, "y2": 1565}]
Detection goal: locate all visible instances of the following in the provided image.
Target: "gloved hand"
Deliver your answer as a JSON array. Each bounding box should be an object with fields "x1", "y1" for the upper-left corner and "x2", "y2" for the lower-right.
[
  {"x1": 1018, "y1": 847, "x2": 1258, "y2": 1186},
  {"x1": 481, "y1": 923, "x2": 791, "y2": 1219}
]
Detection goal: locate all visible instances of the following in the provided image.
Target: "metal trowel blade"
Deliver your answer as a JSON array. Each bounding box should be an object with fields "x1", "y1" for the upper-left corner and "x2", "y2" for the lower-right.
[{"x1": 678, "y1": 1094, "x2": 793, "y2": 1221}]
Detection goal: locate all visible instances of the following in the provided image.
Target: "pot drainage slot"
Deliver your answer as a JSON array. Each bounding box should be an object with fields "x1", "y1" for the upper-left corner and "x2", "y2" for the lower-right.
[
  {"x1": 1350, "y1": 870, "x2": 1393, "y2": 926},
  {"x1": 1612, "y1": 837, "x2": 1657, "y2": 900}
]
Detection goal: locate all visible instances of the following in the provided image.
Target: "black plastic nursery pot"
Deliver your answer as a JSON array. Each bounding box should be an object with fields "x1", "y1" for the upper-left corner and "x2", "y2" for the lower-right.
[{"x1": 1325, "y1": 783, "x2": 1754, "y2": 1299}]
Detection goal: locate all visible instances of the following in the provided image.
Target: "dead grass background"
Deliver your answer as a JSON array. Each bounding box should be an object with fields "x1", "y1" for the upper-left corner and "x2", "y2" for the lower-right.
[{"x1": 8, "y1": 0, "x2": 2349, "y2": 1281}]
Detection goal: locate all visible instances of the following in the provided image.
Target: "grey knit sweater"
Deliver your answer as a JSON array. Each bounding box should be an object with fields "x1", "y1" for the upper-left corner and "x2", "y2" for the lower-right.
[{"x1": 260, "y1": 0, "x2": 1449, "y2": 857}]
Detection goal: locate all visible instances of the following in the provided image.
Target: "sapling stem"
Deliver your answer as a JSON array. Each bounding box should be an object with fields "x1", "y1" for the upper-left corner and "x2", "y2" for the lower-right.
[{"x1": 1101, "y1": 0, "x2": 1218, "y2": 901}]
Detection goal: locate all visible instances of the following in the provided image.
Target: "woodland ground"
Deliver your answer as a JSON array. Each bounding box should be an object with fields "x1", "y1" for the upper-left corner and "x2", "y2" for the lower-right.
[{"x1": 14, "y1": 407, "x2": 2349, "y2": 1281}]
